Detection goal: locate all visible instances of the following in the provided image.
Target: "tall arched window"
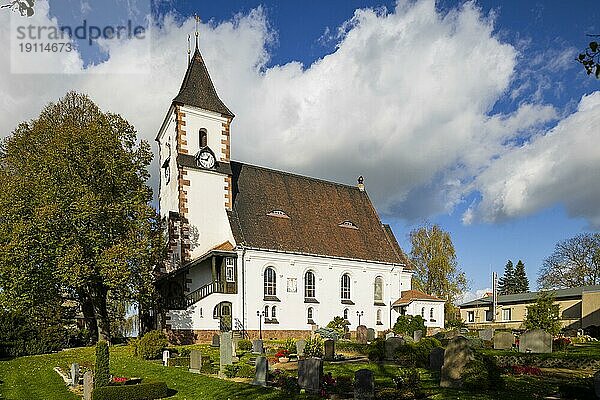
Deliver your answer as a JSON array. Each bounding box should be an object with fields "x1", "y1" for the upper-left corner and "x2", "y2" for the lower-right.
[
  {"x1": 341, "y1": 273, "x2": 351, "y2": 300},
  {"x1": 421, "y1": 307, "x2": 425, "y2": 317},
  {"x1": 343, "y1": 308, "x2": 349, "y2": 320},
  {"x1": 374, "y1": 276, "x2": 383, "y2": 302},
  {"x1": 271, "y1": 306, "x2": 277, "y2": 319},
  {"x1": 264, "y1": 305, "x2": 269, "y2": 319},
  {"x1": 376, "y1": 309, "x2": 382, "y2": 324},
  {"x1": 307, "y1": 307, "x2": 313, "y2": 321},
  {"x1": 264, "y1": 267, "x2": 276, "y2": 296},
  {"x1": 199, "y1": 128, "x2": 207, "y2": 148},
  {"x1": 305, "y1": 271, "x2": 316, "y2": 298}
]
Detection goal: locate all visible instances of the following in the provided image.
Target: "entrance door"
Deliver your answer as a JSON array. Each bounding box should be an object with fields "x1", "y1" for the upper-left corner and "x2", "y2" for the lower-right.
[{"x1": 214, "y1": 301, "x2": 232, "y2": 332}]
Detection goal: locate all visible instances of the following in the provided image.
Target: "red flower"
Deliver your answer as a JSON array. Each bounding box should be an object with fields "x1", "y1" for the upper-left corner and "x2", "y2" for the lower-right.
[{"x1": 112, "y1": 377, "x2": 128, "y2": 383}]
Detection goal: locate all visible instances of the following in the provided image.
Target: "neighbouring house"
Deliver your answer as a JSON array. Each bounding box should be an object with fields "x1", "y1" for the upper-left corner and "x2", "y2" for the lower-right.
[
  {"x1": 392, "y1": 290, "x2": 445, "y2": 330},
  {"x1": 154, "y1": 37, "x2": 445, "y2": 343},
  {"x1": 459, "y1": 285, "x2": 600, "y2": 331}
]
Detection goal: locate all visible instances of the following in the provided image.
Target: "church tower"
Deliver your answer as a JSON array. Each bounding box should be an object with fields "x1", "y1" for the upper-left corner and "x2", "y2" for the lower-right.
[{"x1": 156, "y1": 33, "x2": 235, "y2": 272}]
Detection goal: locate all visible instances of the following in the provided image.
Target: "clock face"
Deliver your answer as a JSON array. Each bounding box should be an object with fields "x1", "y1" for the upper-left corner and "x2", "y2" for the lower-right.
[{"x1": 198, "y1": 149, "x2": 215, "y2": 169}]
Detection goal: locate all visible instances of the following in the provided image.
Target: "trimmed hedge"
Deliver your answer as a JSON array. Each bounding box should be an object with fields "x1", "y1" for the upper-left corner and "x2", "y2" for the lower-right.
[
  {"x1": 94, "y1": 341, "x2": 110, "y2": 388},
  {"x1": 91, "y1": 381, "x2": 168, "y2": 400}
]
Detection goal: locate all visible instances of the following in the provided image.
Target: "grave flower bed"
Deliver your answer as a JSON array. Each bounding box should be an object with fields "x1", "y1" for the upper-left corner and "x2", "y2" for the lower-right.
[{"x1": 510, "y1": 365, "x2": 542, "y2": 376}]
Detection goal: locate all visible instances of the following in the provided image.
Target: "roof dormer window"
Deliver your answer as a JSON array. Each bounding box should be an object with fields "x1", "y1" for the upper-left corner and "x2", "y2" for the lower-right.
[
  {"x1": 339, "y1": 220, "x2": 358, "y2": 229},
  {"x1": 267, "y1": 210, "x2": 289, "y2": 219}
]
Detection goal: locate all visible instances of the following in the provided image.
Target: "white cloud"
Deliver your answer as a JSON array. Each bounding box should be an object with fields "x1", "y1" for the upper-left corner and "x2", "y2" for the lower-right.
[
  {"x1": 465, "y1": 91, "x2": 600, "y2": 227},
  {"x1": 0, "y1": 0, "x2": 597, "y2": 227},
  {"x1": 458, "y1": 287, "x2": 492, "y2": 304}
]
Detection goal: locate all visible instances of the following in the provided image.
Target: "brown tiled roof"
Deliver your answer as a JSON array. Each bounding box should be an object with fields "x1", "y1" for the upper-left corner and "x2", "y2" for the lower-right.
[
  {"x1": 227, "y1": 161, "x2": 408, "y2": 265},
  {"x1": 392, "y1": 290, "x2": 445, "y2": 306},
  {"x1": 173, "y1": 47, "x2": 234, "y2": 117}
]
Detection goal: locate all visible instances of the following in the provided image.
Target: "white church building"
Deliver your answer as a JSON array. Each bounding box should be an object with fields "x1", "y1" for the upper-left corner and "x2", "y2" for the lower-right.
[{"x1": 156, "y1": 41, "x2": 444, "y2": 343}]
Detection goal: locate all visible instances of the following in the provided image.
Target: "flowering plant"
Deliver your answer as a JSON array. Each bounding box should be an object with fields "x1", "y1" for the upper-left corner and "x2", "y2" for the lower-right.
[
  {"x1": 511, "y1": 365, "x2": 542, "y2": 375},
  {"x1": 112, "y1": 376, "x2": 128, "y2": 383},
  {"x1": 275, "y1": 348, "x2": 290, "y2": 358},
  {"x1": 553, "y1": 337, "x2": 572, "y2": 351}
]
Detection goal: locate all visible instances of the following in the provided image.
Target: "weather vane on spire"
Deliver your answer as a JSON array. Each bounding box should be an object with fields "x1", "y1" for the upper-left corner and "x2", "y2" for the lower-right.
[{"x1": 194, "y1": 13, "x2": 200, "y2": 50}]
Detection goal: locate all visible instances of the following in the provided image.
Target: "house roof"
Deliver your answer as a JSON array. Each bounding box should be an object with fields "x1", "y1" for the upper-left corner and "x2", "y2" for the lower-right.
[
  {"x1": 392, "y1": 290, "x2": 445, "y2": 306},
  {"x1": 459, "y1": 285, "x2": 600, "y2": 308},
  {"x1": 172, "y1": 47, "x2": 234, "y2": 117},
  {"x1": 226, "y1": 161, "x2": 408, "y2": 266}
]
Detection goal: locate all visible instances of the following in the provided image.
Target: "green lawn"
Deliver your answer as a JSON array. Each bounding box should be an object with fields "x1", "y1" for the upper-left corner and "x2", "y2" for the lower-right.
[{"x1": 0, "y1": 344, "x2": 596, "y2": 400}]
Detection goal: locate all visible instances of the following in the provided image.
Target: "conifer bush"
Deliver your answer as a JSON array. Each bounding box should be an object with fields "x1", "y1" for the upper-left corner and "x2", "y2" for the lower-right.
[
  {"x1": 94, "y1": 340, "x2": 110, "y2": 388},
  {"x1": 137, "y1": 330, "x2": 168, "y2": 360}
]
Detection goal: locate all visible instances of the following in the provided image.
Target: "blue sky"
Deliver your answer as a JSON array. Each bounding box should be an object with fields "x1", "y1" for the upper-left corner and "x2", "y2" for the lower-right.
[{"x1": 1, "y1": 0, "x2": 599, "y2": 302}]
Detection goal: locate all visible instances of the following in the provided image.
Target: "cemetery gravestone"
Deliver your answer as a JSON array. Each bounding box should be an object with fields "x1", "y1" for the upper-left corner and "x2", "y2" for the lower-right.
[
  {"x1": 211, "y1": 334, "x2": 220, "y2": 347},
  {"x1": 70, "y1": 363, "x2": 79, "y2": 386},
  {"x1": 296, "y1": 339, "x2": 306, "y2": 357},
  {"x1": 429, "y1": 347, "x2": 445, "y2": 371},
  {"x1": 324, "y1": 339, "x2": 335, "y2": 360},
  {"x1": 298, "y1": 357, "x2": 323, "y2": 394},
  {"x1": 162, "y1": 350, "x2": 170, "y2": 366},
  {"x1": 519, "y1": 329, "x2": 552, "y2": 353},
  {"x1": 252, "y1": 356, "x2": 268, "y2": 387},
  {"x1": 356, "y1": 325, "x2": 368, "y2": 344},
  {"x1": 384, "y1": 337, "x2": 404, "y2": 360},
  {"x1": 189, "y1": 350, "x2": 202, "y2": 372},
  {"x1": 594, "y1": 370, "x2": 600, "y2": 399},
  {"x1": 440, "y1": 336, "x2": 474, "y2": 388},
  {"x1": 219, "y1": 332, "x2": 233, "y2": 376},
  {"x1": 83, "y1": 371, "x2": 93, "y2": 400},
  {"x1": 385, "y1": 332, "x2": 395, "y2": 340},
  {"x1": 479, "y1": 329, "x2": 494, "y2": 342},
  {"x1": 413, "y1": 329, "x2": 423, "y2": 342},
  {"x1": 494, "y1": 332, "x2": 515, "y2": 350},
  {"x1": 354, "y1": 369, "x2": 375, "y2": 399},
  {"x1": 367, "y1": 328, "x2": 376, "y2": 342},
  {"x1": 252, "y1": 339, "x2": 264, "y2": 354}
]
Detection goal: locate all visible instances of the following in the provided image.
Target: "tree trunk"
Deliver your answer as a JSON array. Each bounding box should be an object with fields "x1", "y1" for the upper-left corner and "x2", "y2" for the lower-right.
[
  {"x1": 91, "y1": 285, "x2": 112, "y2": 343},
  {"x1": 78, "y1": 290, "x2": 98, "y2": 344}
]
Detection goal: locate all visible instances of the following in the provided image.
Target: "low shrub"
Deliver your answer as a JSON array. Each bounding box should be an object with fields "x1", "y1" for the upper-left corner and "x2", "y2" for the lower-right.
[
  {"x1": 463, "y1": 354, "x2": 503, "y2": 391},
  {"x1": 368, "y1": 338, "x2": 386, "y2": 361},
  {"x1": 166, "y1": 357, "x2": 189, "y2": 367},
  {"x1": 91, "y1": 381, "x2": 168, "y2": 400},
  {"x1": 304, "y1": 336, "x2": 324, "y2": 358},
  {"x1": 270, "y1": 369, "x2": 300, "y2": 395},
  {"x1": 395, "y1": 337, "x2": 441, "y2": 367},
  {"x1": 177, "y1": 347, "x2": 191, "y2": 357},
  {"x1": 275, "y1": 348, "x2": 290, "y2": 358},
  {"x1": 336, "y1": 341, "x2": 370, "y2": 355},
  {"x1": 137, "y1": 330, "x2": 168, "y2": 360},
  {"x1": 236, "y1": 363, "x2": 255, "y2": 378},
  {"x1": 284, "y1": 338, "x2": 296, "y2": 354},
  {"x1": 94, "y1": 341, "x2": 110, "y2": 388},
  {"x1": 394, "y1": 368, "x2": 420, "y2": 390},
  {"x1": 200, "y1": 359, "x2": 217, "y2": 374},
  {"x1": 224, "y1": 364, "x2": 240, "y2": 378},
  {"x1": 237, "y1": 339, "x2": 252, "y2": 351},
  {"x1": 334, "y1": 375, "x2": 353, "y2": 394},
  {"x1": 393, "y1": 315, "x2": 426, "y2": 337},
  {"x1": 327, "y1": 316, "x2": 350, "y2": 337},
  {"x1": 553, "y1": 337, "x2": 572, "y2": 351}
]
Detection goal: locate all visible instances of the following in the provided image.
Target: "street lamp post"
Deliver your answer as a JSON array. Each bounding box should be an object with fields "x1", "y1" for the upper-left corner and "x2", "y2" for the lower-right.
[
  {"x1": 256, "y1": 310, "x2": 265, "y2": 339},
  {"x1": 356, "y1": 310, "x2": 364, "y2": 326}
]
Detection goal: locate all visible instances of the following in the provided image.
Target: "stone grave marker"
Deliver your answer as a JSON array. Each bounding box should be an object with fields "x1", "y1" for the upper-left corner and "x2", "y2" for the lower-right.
[
  {"x1": 324, "y1": 339, "x2": 335, "y2": 360},
  {"x1": 296, "y1": 339, "x2": 306, "y2": 357},
  {"x1": 367, "y1": 328, "x2": 375, "y2": 342},
  {"x1": 440, "y1": 336, "x2": 474, "y2": 388},
  {"x1": 479, "y1": 328, "x2": 494, "y2": 342},
  {"x1": 70, "y1": 363, "x2": 79, "y2": 386},
  {"x1": 354, "y1": 368, "x2": 375, "y2": 399},
  {"x1": 252, "y1": 356, "x2": 268, "y2": 387},
  {"x1": 83, "y1": 371, "x2": 93, "y2": 400},
  {"x1": 219, "y1": 332, "x2": 233, "y2": 376},
  {"x1": 252, "y1": 339, "x2": 264, "y2": 354},
  {"x1": 494, "y1": 332, "x2": 515, "y2": 350},
  {"x1": 413, "y1": 329, "x2": 423, "y2": 342},
  {"x1": 384, "y1": 337, "x2": 404, "y2": 360},
  {"x1": 385, "y1": 331, "x2": 395, "y2": 340},
  {"x1": 211, "y1": 334, "x2": 220, "y2": 347},
  {"x1": 356, "y1": 325, "x2": 368, "y2": 344},
  {"x1": 594, "y1": 370, "x2": 600, "y2": 399},
  {"x1": 189, "y1": 350, "x2": 202, "y2": 372},
  {"x1": 519, "y1": 329, "x2": 552, "y2": 353},
  {"x1": 298, "y1": 357, "x2": 323, "y2": 394},
  {"x1": 429, "y1": 347, "x2": 445, "y2": 371},
  {"x1": 162, "y1": 350, "x2": 170, "y2": 366}
]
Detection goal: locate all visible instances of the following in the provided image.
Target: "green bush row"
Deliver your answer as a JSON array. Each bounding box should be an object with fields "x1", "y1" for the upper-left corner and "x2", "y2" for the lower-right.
[
  {"x1": 91, "y1": 381, "x2": 168, "y2": 400},
  {"x1": 223, "y1": 363, "x2": 256, "y2": 378},
  {"x1": 166, "y1": 356, "x2": 190, "y2": 367}
]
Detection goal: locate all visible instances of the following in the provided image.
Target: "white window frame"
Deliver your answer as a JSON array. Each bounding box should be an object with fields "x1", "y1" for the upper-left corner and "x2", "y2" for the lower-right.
[
  {"x1": 341, "y1": 274, "x2": 351, "y2": 300},
  {"x1": 225, "y1": 258, "x2": 235, "y2": 282},
  {"x1": 305, "y1": 270, "x2": 316, "y2": 299},
  {"x1": 264, "y1": 267, "x2": 276, "y2": 296}
]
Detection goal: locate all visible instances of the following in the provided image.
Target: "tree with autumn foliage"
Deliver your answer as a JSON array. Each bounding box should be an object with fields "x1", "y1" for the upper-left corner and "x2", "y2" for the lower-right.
[{"x1": 0, "y1": 92, "x2": 164, "y2": 343}]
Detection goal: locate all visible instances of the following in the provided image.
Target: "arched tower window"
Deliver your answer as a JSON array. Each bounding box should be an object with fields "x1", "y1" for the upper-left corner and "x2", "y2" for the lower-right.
[
  {"x1": 271, "y1": 306, "x2": 277, "y2": 319},
  {"x1": 343, "y1": 308, "x2": 349, "y2": 320},
  {"x1": 199, "y1": 128, "x2": 207, "y2": 148},
  {"x1": 376, "y1": 309, "x2": 382, "y2": 324},
  {"x1": 341, "y1": 273, "x2": 351, "y2": 300},
  {"x1": 307, "y1": 307, "x2": 313, "y2": 320},
  {"x1": 264, "y1": 305, "x2": 269, "y2": 318},
  {"x1": 430, "y1": 308, "x2": 434, "y2": 320},
  {"x1": 264, "y1": 267, "x2": 276, "y2": 296},
  {"x1": 374, "y1": 276, "x2": 383, "y2": 302},
  {"x1": 305, "y1": 270, "x2": 316, "y2": 299}
]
